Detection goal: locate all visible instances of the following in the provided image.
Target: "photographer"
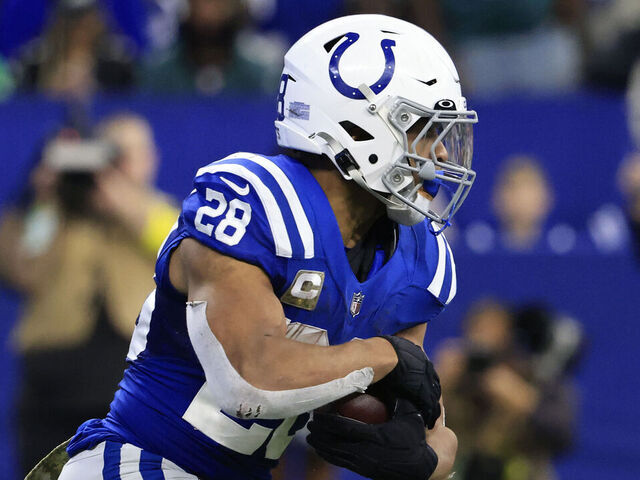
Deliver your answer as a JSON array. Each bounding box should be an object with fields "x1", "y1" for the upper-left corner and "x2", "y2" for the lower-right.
[
  {"x1": 435, "y1": 300, "x2": 582, "y2": 480},
  {"x1": 621, "y1": 61, "x2": 640, "y2": 260},
  {"x1": 0, "y1": 115, "x2": 178, "y2": 476}
]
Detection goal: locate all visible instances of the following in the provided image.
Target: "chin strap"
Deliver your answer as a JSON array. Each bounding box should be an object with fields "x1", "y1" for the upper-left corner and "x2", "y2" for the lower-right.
[
  {"x1": 315, "y1": 131, "x2": 394, "y2": 208},
  {"x1": 315, "y1": 131, "x2": 431, "y2": 228},
  {"x1": 349, "y1": 168, "x2": 395, "y2": 206},
  {"x1": 315, "y1": 84, "x2": 406, "y2": 209}
]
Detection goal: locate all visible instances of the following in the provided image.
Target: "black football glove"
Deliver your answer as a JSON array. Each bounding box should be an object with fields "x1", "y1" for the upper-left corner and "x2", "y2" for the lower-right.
[
  {"x1": 307, "y1": 399, "x2": 438, "y2": 480},
  {"x1": 377, "y1": 335, "x2": 441, "y2": 428}
]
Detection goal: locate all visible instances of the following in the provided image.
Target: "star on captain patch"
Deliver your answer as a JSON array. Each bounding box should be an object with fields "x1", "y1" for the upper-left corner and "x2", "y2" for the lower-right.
[{"x1": 350, "y1": 292, "x2": 365, "y2": 317}]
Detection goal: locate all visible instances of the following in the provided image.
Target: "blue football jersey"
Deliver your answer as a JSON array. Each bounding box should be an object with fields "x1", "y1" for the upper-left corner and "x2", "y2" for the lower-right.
[{"x1": 66, "y1": 153, "x2": 457, "y2": 480}]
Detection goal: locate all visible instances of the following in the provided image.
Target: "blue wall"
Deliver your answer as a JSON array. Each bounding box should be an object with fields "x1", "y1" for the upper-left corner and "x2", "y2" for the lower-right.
[
  {"x1": 2, "y1": 92, "x2": 633, "y2": 225},
  {"x1": 1, "y1": 93, "x2": 639, "y2": 479}
]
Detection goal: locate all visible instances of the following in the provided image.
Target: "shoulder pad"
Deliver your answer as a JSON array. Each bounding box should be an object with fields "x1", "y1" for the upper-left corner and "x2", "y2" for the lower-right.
[{"x1": 181, "y1": 153, "x2": 315, "y2": 279}]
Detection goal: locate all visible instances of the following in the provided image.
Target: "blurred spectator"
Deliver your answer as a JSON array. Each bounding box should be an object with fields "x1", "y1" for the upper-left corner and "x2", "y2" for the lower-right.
[
  {"x1": 620, "y1": 61, "x2": 640, "y2": 257},
  {"x1": 0, "y1": 114, "x2": 178, "y2": 475},
  {"x1": 11, "y1": 0, "x2": 135, "y2": 100},
  {"x1": 250, "y1": 0, "x2": 343, "y2": 46},
  {"x1": 583, "y1": 0, "x2": 640, "y2": 90},
  {"x1": 0, "y1": 0, "x2": 150, "y2": 58},
  {"x1": 415, "y1": 0, "x2": 584, "y2": 97},
  {"x1": 138, "y1": 0, "x2": 287, "y2": 95},
  {"x1": 346, "y1": 0, "x2": 584, "y2": 96},
  {"x1": 343, "y1": 0, "x2": 448, "y2": 41},
  {"x1": 492, "y1": 155, "x2": 554, "y2": 251},
  {"x1": 145, "y1": 0, "x2": 189, "y2": 52},
  {"x1": 435, "y1": 299, "x2": 582, "y2": 480},
  {"x1": 92, "y1": 113, "x2": 178, "y2": 255},
  {"x1": 0, "y1": 55, "x2": 15, "y2": 99},
  {"x1": 463, "y1": 155, "x2": 583, "y2": 254},
  {"x1": 345, "y1": 0, "x2": 416, "y2": 17}
]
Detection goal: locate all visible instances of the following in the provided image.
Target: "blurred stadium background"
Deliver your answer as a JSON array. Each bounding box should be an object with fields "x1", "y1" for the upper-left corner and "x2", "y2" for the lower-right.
[{"x1": 1, "y1": 1, "x2": 640, "y2": 479}]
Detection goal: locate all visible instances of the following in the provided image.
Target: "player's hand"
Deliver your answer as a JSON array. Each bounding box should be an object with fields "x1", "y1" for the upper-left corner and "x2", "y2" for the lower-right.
[
  {"x1": 307, "y1": 399, "x2": 438, "y2": 480},
  {"x1": 376, "y1": 335, "x2": 441, "y2": 428}
]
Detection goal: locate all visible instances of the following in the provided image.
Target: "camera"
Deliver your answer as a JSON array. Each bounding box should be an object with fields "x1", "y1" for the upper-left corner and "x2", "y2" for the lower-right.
[
  {"x1": 43, "y1": 139, "x2": 118, "y2": 216},
  {"x1": 465, "y1": 348, "x2": 496, "y2": 374}
]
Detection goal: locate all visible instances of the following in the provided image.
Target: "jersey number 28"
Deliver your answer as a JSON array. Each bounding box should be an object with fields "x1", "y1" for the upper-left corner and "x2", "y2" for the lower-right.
[{"x1": 194, "y1": 188, "x2": 252, "y2": 246}]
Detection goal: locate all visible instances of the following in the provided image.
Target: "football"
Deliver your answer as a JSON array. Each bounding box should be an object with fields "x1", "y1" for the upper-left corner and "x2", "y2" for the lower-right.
[{"x1": 333, "y1": 392, "x2": 390, "y2": 424}]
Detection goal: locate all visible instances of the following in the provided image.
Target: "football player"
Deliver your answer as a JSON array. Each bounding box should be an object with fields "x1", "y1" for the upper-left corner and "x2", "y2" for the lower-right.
[{"x1": 56, "y1": 14, "x2": 477, "y2": 480}]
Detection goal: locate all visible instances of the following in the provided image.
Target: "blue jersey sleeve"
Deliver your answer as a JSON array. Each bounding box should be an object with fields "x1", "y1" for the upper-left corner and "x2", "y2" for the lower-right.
[
  {"x1": 379, "y1": 222, "x2": 456, "y2": 334},
  {"x1": 180, "y1": 162, "x2": 289, "y2": 289},
  {"x1": 409, "y1": 221, "x2": 457, "y2": 308}
]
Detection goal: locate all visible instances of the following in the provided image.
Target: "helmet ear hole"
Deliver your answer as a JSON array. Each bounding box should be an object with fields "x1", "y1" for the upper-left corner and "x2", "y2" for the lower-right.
[
  {"x1": 369, "y1": 154, "x2": 378, "y2": 164},
  {"x1": 339, "y1": 121, "x2": 374, "y2": 141}
]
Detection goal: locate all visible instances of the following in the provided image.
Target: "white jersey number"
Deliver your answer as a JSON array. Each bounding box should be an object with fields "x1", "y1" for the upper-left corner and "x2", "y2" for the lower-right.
[
  {"x1": 183, "y1": 383, "x2": 297, "y2": 460},
  {"x1": 194, "y1": 188, "x2": 252, "y2": 246}
]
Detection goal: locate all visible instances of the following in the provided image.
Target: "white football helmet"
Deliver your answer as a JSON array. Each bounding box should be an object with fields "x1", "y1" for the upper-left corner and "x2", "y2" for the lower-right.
[{"x1": 275, "y1": 14, "x2": 478, "y2": 228}]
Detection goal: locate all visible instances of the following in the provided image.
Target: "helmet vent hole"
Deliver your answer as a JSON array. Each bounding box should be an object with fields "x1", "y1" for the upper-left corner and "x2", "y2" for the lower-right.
[
  {"x1": 369, "y1": 154, "x2": 378, "y2": 164},
  {"x1": 324, "y1": 34, "x2": 346, "y2": 53},
  {"x1": 339, "y1": 121, "x2": 374, "y2": 141},
  {"x1": 416, "y1": 78, "x2": 438, "y2": 87},
  {"x1": 380, "y1": 30, "x2": 399, "y2": 35}
]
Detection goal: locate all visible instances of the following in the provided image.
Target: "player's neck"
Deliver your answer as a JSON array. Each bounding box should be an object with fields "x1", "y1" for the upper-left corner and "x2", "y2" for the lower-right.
[{"x1": 309, "y1": 168, "x2": 385, "y2": 248}]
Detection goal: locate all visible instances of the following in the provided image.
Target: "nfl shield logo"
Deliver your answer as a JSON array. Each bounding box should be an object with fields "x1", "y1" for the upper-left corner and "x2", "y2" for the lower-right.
[{"x1": 350, "y1": 292, "x2": 365, "y2": 317}]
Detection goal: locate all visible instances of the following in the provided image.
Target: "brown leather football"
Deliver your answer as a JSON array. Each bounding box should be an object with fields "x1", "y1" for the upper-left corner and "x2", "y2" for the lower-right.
[{"x1": 334, "y1": 392, "x2": 390, "y2": 424}]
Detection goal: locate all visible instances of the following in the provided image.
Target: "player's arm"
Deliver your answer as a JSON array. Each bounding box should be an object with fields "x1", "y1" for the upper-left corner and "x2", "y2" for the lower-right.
[
  {"x1": 395, "y1": 324, "x2": 457, "y2": 480},
  {"x1": 171, "y1": 237, "x2": 398, "y2": 417},
  {"x1": 307, "y1": 323, "x2": 456, "y2": 480}
]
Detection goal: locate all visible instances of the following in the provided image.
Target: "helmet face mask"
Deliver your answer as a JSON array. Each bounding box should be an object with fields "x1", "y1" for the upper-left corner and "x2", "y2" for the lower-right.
[
  {"x1": 275, "y1": 14, "x2": 478, "y2": 229},
  {"x1": 384, "y1": 97, "x2": 477, "y2": 228}
]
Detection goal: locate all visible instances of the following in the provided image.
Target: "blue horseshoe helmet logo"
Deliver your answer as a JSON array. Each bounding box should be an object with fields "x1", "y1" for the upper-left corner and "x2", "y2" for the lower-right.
[{"x1": 329, "y1": 32, "x2": 396, "y2": 99}]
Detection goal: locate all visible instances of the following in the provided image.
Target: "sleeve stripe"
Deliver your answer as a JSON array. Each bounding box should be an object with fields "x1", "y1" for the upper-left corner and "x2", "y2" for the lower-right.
[
  {"x1": 242, "y1": 153, "x2": 314, "y2": 259},
  {"x1": 157, "y1": 219, "x2": 179, "y2": 258},
  {"x1": 444, "y1": 236, "x2": 457, "y2": 304},
  {"x1": 427, "y1": 232, "x2": 447, "y2": 299},
  {"x1": 195, "y1": 163, "x2": 293, "y2": 258},
  {"x1": 127, "y1": 290, "x2": 156, "y2": 361}
]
